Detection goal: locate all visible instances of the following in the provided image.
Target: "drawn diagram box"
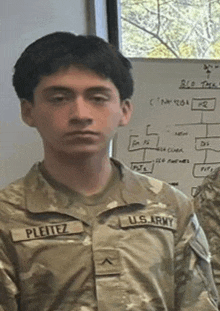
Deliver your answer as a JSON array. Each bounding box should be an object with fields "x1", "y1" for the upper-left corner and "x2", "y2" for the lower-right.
[
  {"x1": 131, "y1": 161, "x2": 154, "y2": 174},
  {"x1": 128, "y1": 134, "x2": 159, "y2": 151},
  {"x1": 193, "y1": 162, "x2": 220, "y2": 178},
  {"x1": 195, "y1": 137, "x2": 220, "y2": 151},
  {"x1": 191, "y1": 98, "x2": 216, "y2": 111}
]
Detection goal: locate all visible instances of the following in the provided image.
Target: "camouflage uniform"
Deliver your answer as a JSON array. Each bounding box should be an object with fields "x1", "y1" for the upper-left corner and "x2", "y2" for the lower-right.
[
  {"x1": 0, "y1": 159, "x2": 218, "y2": 311},
  {"x1": 194, "y1": 167, "x2": 220, "y2": 310}
]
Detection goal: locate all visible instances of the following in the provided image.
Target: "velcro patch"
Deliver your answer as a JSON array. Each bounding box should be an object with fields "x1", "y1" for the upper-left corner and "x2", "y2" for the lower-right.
[
  {"x1": 94, "y1": 249, "x2": 121, "y2": 276},
  {"x1": 120, "y1": 213, "x2": 177, "y2": 231},
  {"x1": 11, "y1": 221, "x2": 84, "y2": 242}
]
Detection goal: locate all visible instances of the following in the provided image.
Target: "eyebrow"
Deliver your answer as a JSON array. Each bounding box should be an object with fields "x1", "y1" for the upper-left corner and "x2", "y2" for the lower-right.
[
  {"x1": 85, "y1": 86, "x2": 113, "y2": 94},
  {"x1": 42, "y1": 87, "x2": 73, "y2": 95},
  {"x1": 42, "y1": 86, "x2": 113, "y2": 95}
]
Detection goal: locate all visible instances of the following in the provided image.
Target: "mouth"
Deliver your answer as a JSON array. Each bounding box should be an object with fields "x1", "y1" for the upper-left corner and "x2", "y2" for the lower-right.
[
  {"x1": 63, "y1": 131, "x2": 101, "y2": 141},
  {"x1": 65, "y1": 131, "x2": 100, "y2": 136}
]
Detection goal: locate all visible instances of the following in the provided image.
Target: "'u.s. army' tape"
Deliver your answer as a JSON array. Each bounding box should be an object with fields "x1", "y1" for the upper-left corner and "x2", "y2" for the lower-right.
[{"x1": 119, "y1": 213, "x2": 177, "y2": 231}]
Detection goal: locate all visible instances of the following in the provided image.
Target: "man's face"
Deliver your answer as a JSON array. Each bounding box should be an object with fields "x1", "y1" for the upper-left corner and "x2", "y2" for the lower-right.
[{"x1": 21, "y1": 66, "x2": 132, "y2": 158}]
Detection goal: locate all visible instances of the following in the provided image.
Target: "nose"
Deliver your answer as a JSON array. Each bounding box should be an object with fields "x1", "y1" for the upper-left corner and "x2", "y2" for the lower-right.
[{"x1": 69, "y1": 96, "x2": 93, "y2": 125}]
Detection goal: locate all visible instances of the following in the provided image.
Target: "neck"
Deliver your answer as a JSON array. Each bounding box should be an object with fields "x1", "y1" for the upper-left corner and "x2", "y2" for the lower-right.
[{"x1": 43, "y1": 150, "x2": 112, "y2": 196}]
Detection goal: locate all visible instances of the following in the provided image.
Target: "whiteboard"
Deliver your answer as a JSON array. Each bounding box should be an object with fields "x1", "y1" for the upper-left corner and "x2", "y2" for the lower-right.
[{"x1": 114, "y1": 59, "x2": 220, "y2": 197}]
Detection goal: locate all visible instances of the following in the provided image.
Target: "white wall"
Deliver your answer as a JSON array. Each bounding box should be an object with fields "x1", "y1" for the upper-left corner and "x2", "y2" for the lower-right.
[{"x1": 0, "y1": 0, "x2": 89, "y2": 187}]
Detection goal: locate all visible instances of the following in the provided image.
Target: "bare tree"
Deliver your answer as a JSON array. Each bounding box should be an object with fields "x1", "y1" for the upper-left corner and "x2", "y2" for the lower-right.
[{"x1": 120, "y1": 0, "x2": 220, "y2": 59}]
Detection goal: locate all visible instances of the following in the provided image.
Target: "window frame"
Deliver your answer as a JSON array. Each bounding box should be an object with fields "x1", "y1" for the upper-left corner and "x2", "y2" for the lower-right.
[
  {"x1": 88, "y1": 0, "x2": 121, "y2": 48},
  {"x1": 88, "y1": 0, "x2": 108, "y2": 40},
  {"x1": 106, "y1": 0, "x2": 120, "y2": 49}
]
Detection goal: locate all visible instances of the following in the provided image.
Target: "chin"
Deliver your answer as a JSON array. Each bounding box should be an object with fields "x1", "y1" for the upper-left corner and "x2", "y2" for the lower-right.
[{"x1": 60, "y1": 146, "x2": 105, "y2": 158}]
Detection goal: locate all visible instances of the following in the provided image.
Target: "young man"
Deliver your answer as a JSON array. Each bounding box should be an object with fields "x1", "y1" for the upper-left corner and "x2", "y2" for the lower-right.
[{"x1": 0, "y1": 32, "x2": 218, "y2": 311}]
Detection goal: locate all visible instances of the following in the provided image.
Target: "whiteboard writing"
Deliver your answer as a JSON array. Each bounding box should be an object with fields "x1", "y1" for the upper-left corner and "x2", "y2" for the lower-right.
[{"x1": 114, "y1": 59, "x2": 220, "y2": 197}]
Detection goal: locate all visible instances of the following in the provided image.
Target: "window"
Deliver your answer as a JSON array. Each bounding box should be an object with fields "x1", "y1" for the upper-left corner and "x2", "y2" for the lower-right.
[{"x1": 119, "y1": 0, "x2": 220, "y2": 59}]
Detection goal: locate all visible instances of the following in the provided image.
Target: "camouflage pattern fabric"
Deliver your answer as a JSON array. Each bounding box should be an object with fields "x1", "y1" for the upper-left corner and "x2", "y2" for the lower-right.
[
  {"x1": 194, "y1": 167, "x2": 220, "y2": 310},
  {"x1": 0, "y1": 159, "x2": 218, "y2": 310}
]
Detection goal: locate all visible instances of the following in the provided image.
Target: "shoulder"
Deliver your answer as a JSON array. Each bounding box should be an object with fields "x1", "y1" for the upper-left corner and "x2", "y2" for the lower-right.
[
  {"x1": 0, "y1": 163, "x2": 40, "y2": 216},
  {"x1": 0, "y1": 177, "x2": 25, "y2": 206},
  {"x1": 115, "y1": 157, "x2": 191, "y2": 203},
  {"x1": 113, "y1": 158, "x2": 194, "y2": 233},
  {"x1": 194, "y1": 167, "x2": 220, "y2": 204}
]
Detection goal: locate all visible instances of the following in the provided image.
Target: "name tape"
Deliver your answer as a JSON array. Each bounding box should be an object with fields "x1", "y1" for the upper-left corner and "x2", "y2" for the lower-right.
[
  {"x1": 11, "y1": 221, "x2": 84, "y2": 242},
  {"x1": 120, "y1": 214, "x2": 177, "y2": 231}
]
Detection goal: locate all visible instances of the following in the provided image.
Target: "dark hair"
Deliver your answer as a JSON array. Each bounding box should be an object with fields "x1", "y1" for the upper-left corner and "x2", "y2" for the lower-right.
[{"x1": 13, "y1": 32, "x2": 133, "y2": 101}]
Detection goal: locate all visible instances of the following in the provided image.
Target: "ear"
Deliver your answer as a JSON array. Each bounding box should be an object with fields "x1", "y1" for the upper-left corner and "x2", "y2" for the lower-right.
[
  {"x1": 20, "y1": 99, "x2": 36, "y2": 127},
  {"x1": 119, "y1": 99, "x2": 133, "y2": 127}
]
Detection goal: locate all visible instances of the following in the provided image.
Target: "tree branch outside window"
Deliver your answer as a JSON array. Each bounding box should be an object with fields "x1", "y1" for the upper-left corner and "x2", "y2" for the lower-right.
[{"x1": 120, "y1": 0, "x2": 220, "y2": 59}]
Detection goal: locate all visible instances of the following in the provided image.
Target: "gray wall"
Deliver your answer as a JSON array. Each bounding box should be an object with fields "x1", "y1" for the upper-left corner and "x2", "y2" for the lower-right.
[{"x1": 0, "y1": 0, "x2": 89, "y2": 187}]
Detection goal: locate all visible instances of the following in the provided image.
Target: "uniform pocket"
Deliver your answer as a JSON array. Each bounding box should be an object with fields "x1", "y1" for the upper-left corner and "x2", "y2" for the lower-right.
[{"x1": 19, "y1": 262, "x2": 56, "y2": 309}]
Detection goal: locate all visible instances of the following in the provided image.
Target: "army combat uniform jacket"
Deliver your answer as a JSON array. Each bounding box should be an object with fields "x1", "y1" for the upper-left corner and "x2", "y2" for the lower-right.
[
  {"x1": 194, "y1": 167, "x2": 220, "y2": 309},
  {"x1": 0, "y1": 159, "x2": 218, "y2": 311}
]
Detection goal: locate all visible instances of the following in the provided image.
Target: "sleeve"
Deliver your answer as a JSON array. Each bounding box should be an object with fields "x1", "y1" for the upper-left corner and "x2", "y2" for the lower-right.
[
  {"x1": 194, "y1": 176, "x2": 220, "y2": 304},
  {"x1": 0, "y1": 227, "x2": 20, "y2": 311},
  {"x1": 174, "y1": 213, "x2": 219, "y2": 311}
]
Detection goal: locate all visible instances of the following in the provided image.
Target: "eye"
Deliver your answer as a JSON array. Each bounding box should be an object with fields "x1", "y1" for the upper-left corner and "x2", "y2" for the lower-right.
[
  {"x1": 91, "y1": 95, "x2": 109, "y2": 105},
  {"x1": 49, "y1": 94, "x2": 70, "y2": 104}
]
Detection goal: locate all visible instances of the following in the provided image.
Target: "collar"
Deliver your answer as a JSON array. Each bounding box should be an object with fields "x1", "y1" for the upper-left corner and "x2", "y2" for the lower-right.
[
  {"x1": 111, "y1": 158, "x2": 151, "y2": 206},
  {"x1": 20, "y1": 159, "x2": 161, "y2": 221},
  {"x1": 23, "y1": 163, "x2": 91, "y2": 224}
]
